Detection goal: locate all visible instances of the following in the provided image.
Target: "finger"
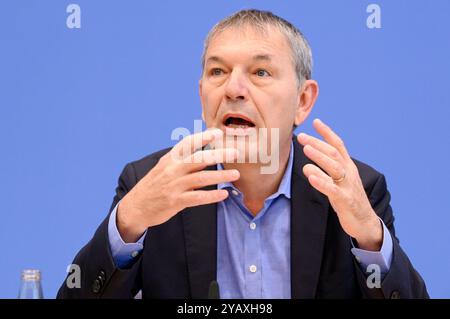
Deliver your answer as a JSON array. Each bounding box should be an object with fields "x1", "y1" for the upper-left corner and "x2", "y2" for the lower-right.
[
  {"x1": 297, "y1": 133, "x2": 344, "y2": 162},
  {"x1": 313, "y1": 119, "x2": 350, "y2": 160},
  {"x1": 302, "y1": 163, "x2": 332, "y2": 182},
  {"x1": 171, "y1": 128, "x2": 223, "y2": 160},
  {"x1": 303, "y1": 144, "x2": 345, "y2": 180},
  {"x1": 178, "y1": 169, "x2": 240, "y2": 191},
  {"x1": 179, "y1": 189, "x2": 229, "y2": 207},
  {"x1": 307, "y1": 174, "x2": 339, "y2": 199},
  {"x1": 178, "y1": 148, "x2": 239, "y2": 173}
]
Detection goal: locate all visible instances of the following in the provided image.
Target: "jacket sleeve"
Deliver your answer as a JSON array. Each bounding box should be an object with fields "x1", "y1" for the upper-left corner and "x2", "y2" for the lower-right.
[
  {"x1": 57, "y1": 163, "x2": 143, "y2": 299},
  {"x1": 354, "y1": 173, "x2": 429, "y2": 299}
]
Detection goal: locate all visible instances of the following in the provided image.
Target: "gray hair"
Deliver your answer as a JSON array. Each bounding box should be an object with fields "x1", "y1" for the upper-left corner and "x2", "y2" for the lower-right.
[{"x1": 201, "y1": 9, "x2": 313, "y2": 85}]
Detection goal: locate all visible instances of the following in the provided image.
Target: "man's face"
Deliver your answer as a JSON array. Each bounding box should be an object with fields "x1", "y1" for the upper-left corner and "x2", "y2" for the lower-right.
[{"x1": 199, "y1": 25, "x2": 303, "y2": 163}]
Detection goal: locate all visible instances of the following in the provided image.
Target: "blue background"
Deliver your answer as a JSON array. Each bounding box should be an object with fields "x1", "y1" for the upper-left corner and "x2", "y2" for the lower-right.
[{"x1": 1, "y1": 0, "x2": 449, "y2": 298}]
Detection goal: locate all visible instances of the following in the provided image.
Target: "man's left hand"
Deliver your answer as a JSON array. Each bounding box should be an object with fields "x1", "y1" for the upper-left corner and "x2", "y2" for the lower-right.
[{"x1": 297, "y1": 119, "x2": 382, "y2": 251}]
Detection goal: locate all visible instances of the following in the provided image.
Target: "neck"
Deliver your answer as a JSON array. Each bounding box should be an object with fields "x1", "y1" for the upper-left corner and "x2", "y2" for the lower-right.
[{"x1": 223, "y1": 141, "x2": 292, "y2": 216}]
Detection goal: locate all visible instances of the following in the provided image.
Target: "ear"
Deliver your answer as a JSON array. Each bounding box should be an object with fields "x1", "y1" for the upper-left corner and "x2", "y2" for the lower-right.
[
  {"x1": 199, "y1": 79, "x2": 205, "y2": 121},
  {"x1": 294, "y1": 80, "x2": 319, "y2": 126}
]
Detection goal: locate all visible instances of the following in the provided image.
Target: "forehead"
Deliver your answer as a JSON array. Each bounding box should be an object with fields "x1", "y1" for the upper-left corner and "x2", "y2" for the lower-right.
[{"x1": 205, "y1": 25, "x2": 293, "y2": 63}]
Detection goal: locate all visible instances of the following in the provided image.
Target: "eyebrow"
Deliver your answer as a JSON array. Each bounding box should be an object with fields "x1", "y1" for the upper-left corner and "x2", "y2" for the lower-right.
[
  {"x1": 205, "y1": 56, "x2": 225, "y2": 65},
  {"x1": 252, "y1": 54, "x2": 273, "y2": 62},
  {"x1": 205, "y1": 54, "x2": 274, "y2": 65}
]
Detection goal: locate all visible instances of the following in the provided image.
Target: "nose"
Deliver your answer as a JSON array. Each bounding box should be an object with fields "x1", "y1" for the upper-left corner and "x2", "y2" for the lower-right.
[{"x1": 224, "y1": 70, "x2": 248, "y2": 102}]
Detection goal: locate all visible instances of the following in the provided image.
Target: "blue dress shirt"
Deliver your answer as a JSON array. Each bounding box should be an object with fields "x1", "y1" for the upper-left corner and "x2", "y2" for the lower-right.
[{"x1": 107, "y1": 144, "x2": 393, "y2": 297}]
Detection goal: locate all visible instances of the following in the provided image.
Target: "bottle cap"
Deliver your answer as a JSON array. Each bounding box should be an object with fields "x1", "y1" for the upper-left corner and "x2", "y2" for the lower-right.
[{"x1": 21, "y1": 269, "x2": 41, "y2": 281}]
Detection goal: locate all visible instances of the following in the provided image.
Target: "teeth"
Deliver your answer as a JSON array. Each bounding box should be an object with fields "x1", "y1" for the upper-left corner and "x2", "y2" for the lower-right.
[{"x1": 227, "y1": 124, "x2": 250, "y2": 128}]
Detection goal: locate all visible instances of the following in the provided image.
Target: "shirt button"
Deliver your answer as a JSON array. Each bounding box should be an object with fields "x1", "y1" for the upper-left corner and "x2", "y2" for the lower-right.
[
  {"x1": 249, "y1": 265, "x2": 257, "y2": 273},
  {"x1": 249, "y1": 222, "x2": 256, "y2": 230},
  {"x1": 231, "y1": 190, "x2": 239, "y2": 196},
  {"x1": 131, "y1": 251, "x2": 139, "y2": 258}
]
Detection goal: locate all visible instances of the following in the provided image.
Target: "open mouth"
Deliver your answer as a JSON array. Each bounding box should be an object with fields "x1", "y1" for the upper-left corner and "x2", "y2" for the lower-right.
[{"x1": 223, "y1": 114, "x2": 256, "y2": 129}]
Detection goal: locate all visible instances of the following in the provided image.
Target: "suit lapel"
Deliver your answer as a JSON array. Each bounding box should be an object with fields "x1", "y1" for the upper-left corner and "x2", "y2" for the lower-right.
[
  {"x1": 291, "y1": 138, "x2": 330, "y2": 298},
  {"x1": 182, "y1": 165, "x2": 218, "y2": 299}
]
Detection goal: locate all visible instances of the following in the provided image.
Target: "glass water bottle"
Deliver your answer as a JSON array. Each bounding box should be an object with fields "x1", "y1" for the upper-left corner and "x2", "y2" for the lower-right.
[{"x1": 18, "y1": 269, "x2": 44, "y2": 299}]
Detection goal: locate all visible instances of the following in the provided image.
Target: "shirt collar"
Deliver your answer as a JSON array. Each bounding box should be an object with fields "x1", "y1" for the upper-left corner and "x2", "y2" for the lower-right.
[{"x1": 217, "y1": 142, "x2": 293, "y2": 200}]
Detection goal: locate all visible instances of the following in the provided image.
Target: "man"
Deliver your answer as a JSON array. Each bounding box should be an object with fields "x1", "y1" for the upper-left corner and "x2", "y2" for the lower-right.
[{"x1": 58, "y1": 9, "x2": 428, "y2": 299}]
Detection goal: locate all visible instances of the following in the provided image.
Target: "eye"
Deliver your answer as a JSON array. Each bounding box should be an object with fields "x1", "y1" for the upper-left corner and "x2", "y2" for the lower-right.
[
  {"x1": 211, "y1": 68, "x2": 224, "y2": 76},
  {"x1": 255, "y1": 69, "x2": 270, "y2": 77}
]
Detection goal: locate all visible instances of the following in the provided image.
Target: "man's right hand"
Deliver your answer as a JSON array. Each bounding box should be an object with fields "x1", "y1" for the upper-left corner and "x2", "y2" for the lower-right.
[{"x1": 116, "y1": 129, "x2": 239, "y2": 243}]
